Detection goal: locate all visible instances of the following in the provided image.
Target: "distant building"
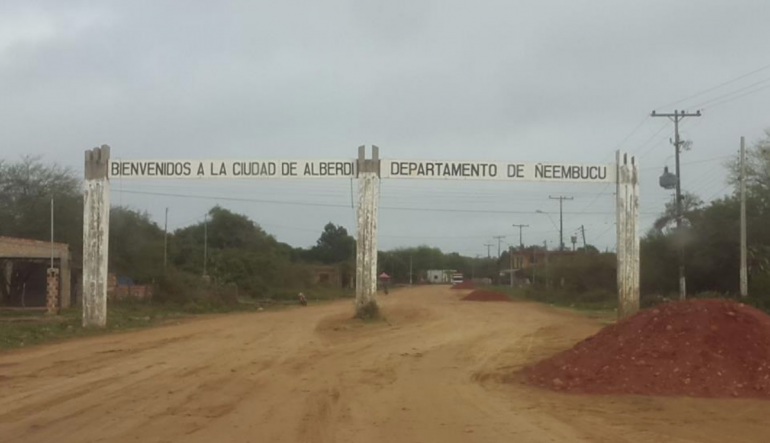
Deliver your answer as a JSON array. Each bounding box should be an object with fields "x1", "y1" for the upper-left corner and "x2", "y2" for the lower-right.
[
  {"x1": 508, "y1": 247, "x2": 577, "y2": 271},
  {"x1": 498, "y1": 248, "x2": 579, "y2": 284},
  {"x1": 0, "y1": 236, "x2": 78, "y2": 309},
  {"x1": 309, "y1": 265, "x2": 342, "y2": 287},
  {"x1": 107, "y1": 273, "x2": 153, "y2": 301},
  {"x1": 426, "y1": 269, "x2": 456, "y2": 284}
]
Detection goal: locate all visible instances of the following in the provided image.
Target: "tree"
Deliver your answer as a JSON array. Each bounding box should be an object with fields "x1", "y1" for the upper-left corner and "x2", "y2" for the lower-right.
[
  {"x1": 728, "y1": 128, "x2": 770, "y2": 194},
  {"x1": 652, "y1": 192, "x2": 703, "y2": 233},
  {"x1": 578, "y1": 245, "x2": 600, "y2": 254},
  {"x1": 640, "y1": 129, "x2": 770, "y2": 300},
  {"x1": 0, "y1": 156, "x2": 83, "y2": 253},
  {"x1": 109, "y1": 207, "x2": 165, "y2": 283},
  {"x1": 170, "y1": 206, "x2": 303, "y2": 297},
  {"x1": 307, "y1": 222, "x2": 355, "y2": 264}
]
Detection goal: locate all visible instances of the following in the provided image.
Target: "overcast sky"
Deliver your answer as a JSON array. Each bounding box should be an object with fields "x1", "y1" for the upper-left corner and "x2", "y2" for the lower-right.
[{"x1": 2, "y1": 0, "x2": 769, "y2": 256}]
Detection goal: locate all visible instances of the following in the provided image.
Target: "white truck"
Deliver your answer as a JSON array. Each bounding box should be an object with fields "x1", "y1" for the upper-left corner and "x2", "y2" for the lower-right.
[{"x1": 426, "y1": 269, "x2": 455, "y2": 284}]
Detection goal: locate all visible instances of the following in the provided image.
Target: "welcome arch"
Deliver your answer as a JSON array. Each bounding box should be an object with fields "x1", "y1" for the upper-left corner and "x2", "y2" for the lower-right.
[{"x1": 81, "y1": 145, "x2": 639, "y2": 327}]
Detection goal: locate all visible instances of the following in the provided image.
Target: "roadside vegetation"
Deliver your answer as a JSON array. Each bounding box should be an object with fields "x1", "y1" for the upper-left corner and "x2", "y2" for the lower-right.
[
  {"x1": 0, "y1": 287, "x2": 353, "y2": 350},
  {"x1": 0, "y1": 130, "x2": 768, "y2": 346}
]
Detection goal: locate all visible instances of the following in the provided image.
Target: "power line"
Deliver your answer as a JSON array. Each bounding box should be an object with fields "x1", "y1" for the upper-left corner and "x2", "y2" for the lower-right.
[
  {"x1": 705, "y1": 183, "x2": 733, "y2": 202},
  {"x1": 640, "y1": 155, "x2": 731, "y2": 171},
  {"x1": 702, "y1": 82, "x2": 770, "y2": 110},
  {"x1": 593, "y1": 222, "x2": 616, "y2": 242},
  {"x1": 637, "y1": 122, "x2": 682, "y2": 159},
  {"x1": 609, "y1": 115, "x2": 650, "y2": 154},
  {"x1": 691, "y1": 75, "x2": 770, "y2": 109},
  {"x1": 631, "y1": 121, "x2": 670, "y2": 156},
  {"x1": 115, "y1": 189, "x2": 659, "y2": 215},
  {"x1": 655, "y1": 61, "x2": 770, "y2": 109}
]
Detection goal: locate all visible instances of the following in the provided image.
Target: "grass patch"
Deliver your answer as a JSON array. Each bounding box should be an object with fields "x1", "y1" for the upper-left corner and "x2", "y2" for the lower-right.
[
  {"x1": 354, "y1": 301, "x2": 380, "y2": 321},
  {"x1": 0, "y1": 301, "x2": 249, "y2": 350},
  {"x1": 0, "y1": 287, "x2": 354, "y2": 351},
  {"x1": 485, "y1": 285, "x2": 617, "y2": 313}
]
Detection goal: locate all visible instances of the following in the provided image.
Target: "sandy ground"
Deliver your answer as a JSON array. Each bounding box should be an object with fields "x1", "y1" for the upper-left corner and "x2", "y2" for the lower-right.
[{"x1": 1, "y1": 286, "x2": 769, "y2": 443}]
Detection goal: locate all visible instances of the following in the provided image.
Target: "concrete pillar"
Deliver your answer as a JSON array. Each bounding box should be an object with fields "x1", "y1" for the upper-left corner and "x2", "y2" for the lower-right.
[
  {"x1": 355, "y1": 145, "x2": 380, "y2": 319},
  {"x1": 46, "y1": 268, "x2": 59, "y2": 314},
  {"x1": 616, "y1": 151, "x2": 640, "y2": 319},
  {"x1": 83, "y1": 145, "x2": 111, "y2": 327},
  {"x1": 60, "y1": 248, "x2": 71, "y2": 309}
]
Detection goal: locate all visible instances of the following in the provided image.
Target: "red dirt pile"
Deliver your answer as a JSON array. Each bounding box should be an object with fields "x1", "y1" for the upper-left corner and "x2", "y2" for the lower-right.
[
  {"x1": 462, "y1": 290, "x2": 510, "y2": 302},
  {"x1": 452, "y1": 281, "x2": 475, "y2": 290},
  {"x1": 525, "y1": 299, "x2": 770, "y2": 398}
]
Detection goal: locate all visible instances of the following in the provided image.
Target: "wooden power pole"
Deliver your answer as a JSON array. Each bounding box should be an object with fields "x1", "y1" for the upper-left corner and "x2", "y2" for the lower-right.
[
  {"x1": 740, "y1": 136, "x2": 748, "y2": 297},
  {"x1": 651, "y1": 109, "x2": 702, "y2": 300},
  {"x1": 548, "y1": 196, "x2": 573, "y2": 250},
  {"x1": 512, "y1": 224, "x2": 529, "y2": 249},
  {"x1": 493, "y1": 235, "x2": 505, "y2": 258},
  {"x1": 164, "y1": 207, "x2": 169, "y2": 272}
]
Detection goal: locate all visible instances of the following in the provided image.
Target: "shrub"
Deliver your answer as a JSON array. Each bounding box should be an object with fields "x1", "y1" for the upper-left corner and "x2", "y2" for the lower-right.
[{"x1": 154, "y1": 268, "x2": 238, "y2": 309}]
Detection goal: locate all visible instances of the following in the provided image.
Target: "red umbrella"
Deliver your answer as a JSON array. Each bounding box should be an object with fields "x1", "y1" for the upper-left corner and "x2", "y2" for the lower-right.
[{"x1": 378, "y1": 272, "x2": 391, "y2": 279}]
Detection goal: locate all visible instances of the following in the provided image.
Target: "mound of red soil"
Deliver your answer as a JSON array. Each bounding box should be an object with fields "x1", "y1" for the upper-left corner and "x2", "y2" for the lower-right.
[
  {"x1": 462, "y1": 290, "x2": 510, "y2": 302},
  {"x1": 452, "y1": 281, "x2": 475, "y2": 290},
  {"x1": 525, "y1": 299, "x2": 770, "y2": 398}
]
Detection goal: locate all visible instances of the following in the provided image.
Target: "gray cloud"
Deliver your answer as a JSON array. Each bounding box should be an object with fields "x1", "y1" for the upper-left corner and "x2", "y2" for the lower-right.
[{"x1": 2, "y1": 0, "x2": 769, "y2": 254}]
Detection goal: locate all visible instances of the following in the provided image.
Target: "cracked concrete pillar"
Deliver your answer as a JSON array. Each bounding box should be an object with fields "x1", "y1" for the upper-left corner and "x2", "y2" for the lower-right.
[
  {"x1": 83, "y1": 145, "x2": 111, "y2": 327},
  {"x1": 616, "y1": 151, "x2": 640, "y2": 319},
  {"x1": 355, "y1": 145, "x2": 380, "y2": 319}
]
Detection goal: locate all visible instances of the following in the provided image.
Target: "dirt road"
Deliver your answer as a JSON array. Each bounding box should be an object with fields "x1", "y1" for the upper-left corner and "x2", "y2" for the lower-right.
[{"x1": 2, "y1": 286, "x2": 769, "y2": 442}]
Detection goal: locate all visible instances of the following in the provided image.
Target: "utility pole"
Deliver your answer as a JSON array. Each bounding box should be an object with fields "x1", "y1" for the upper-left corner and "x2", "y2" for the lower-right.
[
  {"x1": 493, "y1": 235, "x2": 505, "y2": 258},
  {"x1": 409, "y1": 254, "x2": 413, "y2": 286},
  {"x1": 543, "y1": 240, "x2": 548, "y2": 289},
  {"x1": 511, "y1": 225, "x2": 528, "y2": 288},
  {"x1": 580, "y1": 225, "x2": 587, "y2": 249},
  {"x1": 203, "y1": 213, "x2": 208, "y2": 278},
  {"x1": 651, "y1": 109, "x2": 702, "y2": 300},
  {"x1": 164, "y1": 207, "x2": 169, "y2": 272},
  {"x1": 509, "y1": 245, "x2": 514, "y2": 287},
  {"x1": 511, "y1": 224, "x2": 529, "y2": 249},
  {"x1": 740, "y1": 136, "x2": 748, "y2": 297},
  {"x1": 484, "y1": 243, "x2": 494, "y2": 259},
  {"x1": 548, "y1": 196, "x2": 574, "y2": 250},
  {"x1": 50, "y1": 197, "x2": 54, "y2": 270}
]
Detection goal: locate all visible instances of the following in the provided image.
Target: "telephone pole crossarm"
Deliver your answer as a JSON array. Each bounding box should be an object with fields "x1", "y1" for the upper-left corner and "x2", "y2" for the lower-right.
[
  {"x1": 511, "y1": 224, "x2": 529, "y2": 249},
  {"x1": 493, "y1": 236, "x2": 506, "y2": 258},
  {"x1": 484, "y1": 243, "x2": 494, "y2": 259}
]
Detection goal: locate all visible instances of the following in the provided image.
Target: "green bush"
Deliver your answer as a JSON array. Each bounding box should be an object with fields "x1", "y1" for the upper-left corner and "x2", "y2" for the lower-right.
[{"x1": 154, "y1": 268, "x2": 238, "y2": 309}]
